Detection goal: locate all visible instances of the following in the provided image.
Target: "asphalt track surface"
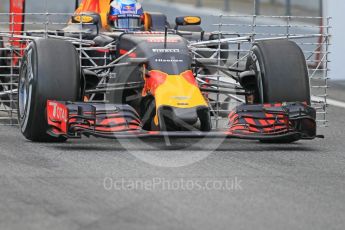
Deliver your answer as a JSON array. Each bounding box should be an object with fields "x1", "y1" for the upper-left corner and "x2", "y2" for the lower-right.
[
  {"x1": 1, "y1": 101, "x2": 345, "y2": 230},
  {"x1": 1, "y1": 1, "x2": 345, "y2": 230}
]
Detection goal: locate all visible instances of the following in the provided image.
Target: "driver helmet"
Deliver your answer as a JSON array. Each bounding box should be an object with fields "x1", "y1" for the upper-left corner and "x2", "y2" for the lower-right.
[{"x1": 108, "y1": 0, "x2": 144, "y2": 31}]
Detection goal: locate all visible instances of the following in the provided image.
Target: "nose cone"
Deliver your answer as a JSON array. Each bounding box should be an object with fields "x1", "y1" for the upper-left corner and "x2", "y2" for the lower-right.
[
  {"x1": 159, "y1": 106, "x2": 199, "y2": 128},
  {"x1": 158, "y1": 106, "x2": 212, "y2": 131},
  {"x1": 143, "y1": 70, "x2": 211, "y2": 131},
  {"x1": 151, "y1": 71, "x2": 208, "y2": 109}
]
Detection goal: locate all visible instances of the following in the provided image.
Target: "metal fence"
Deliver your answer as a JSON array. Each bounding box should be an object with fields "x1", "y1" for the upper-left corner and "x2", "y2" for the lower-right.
[
  {"x1": 0, "y1": 11, "x2": 330, "y2": 127},
  {"x1": 0, "y1": 12, "x2": 111, "y2": 125},
  {"x1": 189, "y1": 14, "x2": 330, "y2": 128},
  {"x1": 162, "y1": 0, "x2": 322, "y2": 16}
]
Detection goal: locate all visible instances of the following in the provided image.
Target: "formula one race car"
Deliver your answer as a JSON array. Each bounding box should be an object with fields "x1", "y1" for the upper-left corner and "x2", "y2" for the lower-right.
[{"x1": 0, "y1": 0, "x2": 321, "y2": 143}]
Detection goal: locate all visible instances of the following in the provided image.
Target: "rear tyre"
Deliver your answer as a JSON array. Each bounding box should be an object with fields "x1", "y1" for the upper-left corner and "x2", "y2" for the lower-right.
[
  {"x1": 18, "y1": 39, "x2": 81, "y2": 142},
  {"x1": 246, "y1": 40, "x2": 310, "y2": 143},
  {"x1": 197, "y1": 34, "x2": 229, "y2": 75}
]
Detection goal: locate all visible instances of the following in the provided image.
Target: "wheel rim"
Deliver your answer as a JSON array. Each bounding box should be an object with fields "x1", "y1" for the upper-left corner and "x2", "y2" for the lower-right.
[
  {"x1": 18, "y1": 49, "x2": 33, "y2": 130},
  {"x1": 19, "y1": 63, "x2": 28, "y2": 119},
  {"x1": 255, "y1": 60, "x2": 264, "y2": 103}
]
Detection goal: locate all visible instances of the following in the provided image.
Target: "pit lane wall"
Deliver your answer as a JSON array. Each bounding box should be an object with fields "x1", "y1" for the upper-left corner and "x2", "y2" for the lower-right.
[
  {"x1": 0, "y1": 0, "x2": 75, "y2": 23},
  {"x1": 155, "y1": 0, "x2": 320, "y2": 16},
  {"x1": 325, "y1": 0, "x2": 345, "y2": 80},
  {"x1": 0, "y1": 0, "x2": 75, "y2": 13}
]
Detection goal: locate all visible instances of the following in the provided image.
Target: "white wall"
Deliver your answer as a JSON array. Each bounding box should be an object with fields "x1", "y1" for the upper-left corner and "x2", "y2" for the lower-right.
[
  {"x1": 0, "y1": 0, "x2": 76, "y2": 26},
  {"x1": 260, "y1": 0, "x2": 319, "y2": 11},
  {"x1": 326, "y1": 0, "x2": 345, "y2": 80},
  {"x1": 0, "y1": 0, "x2": 74, "y2": 12}
]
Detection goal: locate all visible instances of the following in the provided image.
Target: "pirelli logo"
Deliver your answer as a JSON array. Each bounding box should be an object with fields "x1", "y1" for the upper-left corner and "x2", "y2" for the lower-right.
[
  {"x1": 152, "y1": 49, "x2": 180, "y2": 53},
  {"x1": 147, "y1": 38, "x2": 180, "y2": 43}
]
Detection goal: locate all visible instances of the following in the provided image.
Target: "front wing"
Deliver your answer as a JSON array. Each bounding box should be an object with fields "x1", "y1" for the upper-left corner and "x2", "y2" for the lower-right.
[{"x1": 46, "y1": 101, "x2": 319, "y2": 141}]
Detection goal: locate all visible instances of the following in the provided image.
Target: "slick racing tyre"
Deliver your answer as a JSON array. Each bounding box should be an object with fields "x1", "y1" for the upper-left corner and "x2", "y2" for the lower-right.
[
  {"x1": 18, "y1": 39, "x2": 81, "y2": 142},
  {"x1": 246, "y1": 40, "x2": 310, "y2": 143},
  {"x1": 246, "y1": 39, "x2": 310, "y2": 105}
]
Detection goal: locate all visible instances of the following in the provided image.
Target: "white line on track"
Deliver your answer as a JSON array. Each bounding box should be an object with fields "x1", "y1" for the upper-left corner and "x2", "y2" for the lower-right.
[
  {"x1": 312, "y1": 96, "x2": 345, "y2": 109},
  {"x1": 326, "y1": 98, "x2": 345, "y2": 108}
]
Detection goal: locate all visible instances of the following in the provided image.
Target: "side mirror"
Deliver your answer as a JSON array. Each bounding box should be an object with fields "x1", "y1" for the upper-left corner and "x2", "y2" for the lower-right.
[
  {"x1": 72, "y1": 15, "x2": 95, "y2": 24},
  {"x1": 176, "y1": 16, "x2": 201, "y2": 26},
  {"x1": 71, "y1": 13, "x2": 102, "y2": 31}
]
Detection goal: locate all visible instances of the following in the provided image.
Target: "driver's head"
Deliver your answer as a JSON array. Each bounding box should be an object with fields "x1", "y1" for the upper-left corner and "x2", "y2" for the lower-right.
[{"x1": 108, "y1": 0, "x2": 144, "y2": 31}]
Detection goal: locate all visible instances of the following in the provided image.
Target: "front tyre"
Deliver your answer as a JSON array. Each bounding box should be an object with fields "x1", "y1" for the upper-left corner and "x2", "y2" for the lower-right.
[
  {"x1": 246, "y1": 40, "x2": 310, "y2": 105},
  {"x1": 246, "y1": 40, "x2": 311, "y2": 143},
  {"x1": 18, "y1": 39, "x2": 81, "y2": 142}
]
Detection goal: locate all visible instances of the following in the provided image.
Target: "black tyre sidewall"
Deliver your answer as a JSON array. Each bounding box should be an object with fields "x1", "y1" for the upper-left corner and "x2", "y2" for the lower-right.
[
  {"x1": 19, "y1": 39, "x2": 81, "y2": 142},
  {"x1": 246, "y1": 40, "x2": 311, "y2": 143},
  {"x1": 247, "y1": 40, "x2": 311, "y2": 105}
]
